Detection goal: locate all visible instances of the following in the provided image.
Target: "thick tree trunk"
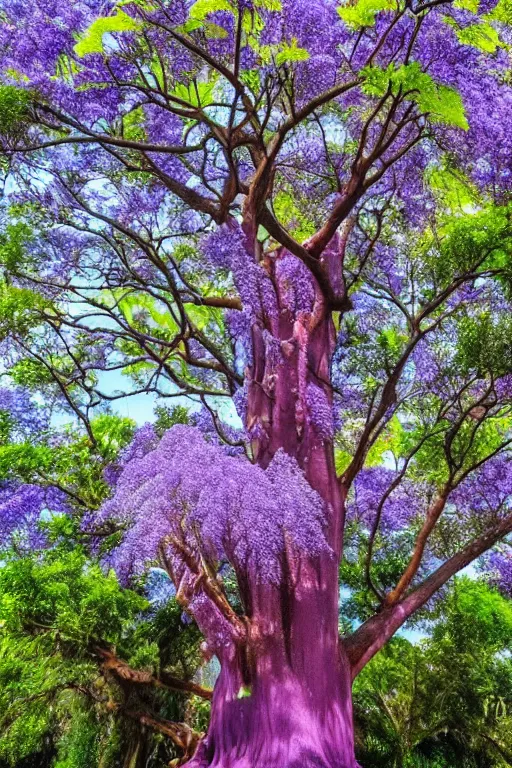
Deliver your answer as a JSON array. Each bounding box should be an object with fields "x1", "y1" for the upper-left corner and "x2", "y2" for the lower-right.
[
  {"x1": 187, "y1": 623, "x2": 357, "y2": 767},
  {"x1": 186, "y1": 247, "x2": 358, "y2": 767}
]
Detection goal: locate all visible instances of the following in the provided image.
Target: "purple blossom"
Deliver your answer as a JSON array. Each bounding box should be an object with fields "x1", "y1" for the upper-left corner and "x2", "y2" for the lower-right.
[
  {"x1": 275, "y1": 250, "x2": 316, "y2": 315},
  {"x1": 306, "y1": 382, "x2": 334, "y2": 441},
  {"x1": 484, "y1": 548, "x2": 512, "y2": 597},
  {"x1": 0, "y1": 482, "x2": 68, "y2": 550},
  {"x1": 450, "y1": 456, "x2": 512, "y2": 521},
  {"x1": 0, "y1": 387, "x2": 49, "y2": 438},
  {"x1": 104, "y1": 423, "x2": 159, "y2": 488},
  {"x1": 94, "y1": 425, "x2": 330, "y2": 585},
  {"x1": 347, "y1": 467, "x2": 428, "y2": 534},
  {"x1": 202, "y1": 223, "x2": 278, "y2": 324}
]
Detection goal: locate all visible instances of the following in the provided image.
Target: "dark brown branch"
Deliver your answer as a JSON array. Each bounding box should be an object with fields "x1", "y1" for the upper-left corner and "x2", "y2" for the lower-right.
[
  {"x1": 96, "y1": 647, "x2": 213, "y2": 700},
  {"x1": 10, "y1": 134, "x2": 203, "y2": 155},
  {"x1": 122, "y1": 708, "x2": 201, "y2": 753}
]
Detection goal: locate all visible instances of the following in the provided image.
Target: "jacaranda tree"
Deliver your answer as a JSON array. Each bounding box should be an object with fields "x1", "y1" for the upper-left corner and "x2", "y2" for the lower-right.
[{"x1": 1, "y1": 0, "x2": 512, "y2": 765}]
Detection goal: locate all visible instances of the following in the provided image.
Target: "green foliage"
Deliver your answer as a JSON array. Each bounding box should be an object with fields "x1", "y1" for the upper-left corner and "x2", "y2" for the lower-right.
[
  {"x1": 0, "y1": 543, "x2": 204, "y2": 768},
  {"x1": 0, "y1": 413, "x2": 135, "y2": 511},
  {"x1": 426, "y1": 205, "x2": 512, "y2": 287},
  {"x1": 6, "y1": 358, "x2": 54, "y2": 388},
  {"x1": 172, "y1": 80, "x2": 217, "y2": 108},
  {"x1": 445, "y1": 17, "x2": 502, "y2": 53},
  {"x1": 154, "y1": 404, "x2": 191, "y2": 435},
  {"x1": 0, "y1": 86, "x2": 31, "y2": 135},
  {"x1": 354, "y1": 579, "x2": 512, "y2": 767},
  {"x1": 0, "y1": 549, "x2": 141, "y2": 767},
  {"x1": 185, "y1": 0, "x2": 280, "y2": 43},
  {"x1": 365, "y1": 415, "x2": 407, "y2": 467},
  {"x1": 340, "y1": 526, "x2": 416, "y2": 622},
  {"x1": 122, "y1": 105, "x2": 146, "y2": 141},
  {"x1": 74, "y1": 10, "x2": 140, "y2": 58},
  {"x1": 273, "y1": 190, "x2": 317, "y2": 241},
  {"x1": 89, "y1": 414, "x2": 135, "y2": 462},
  {"x1": 130, "y1": 595, "x2": 203, "y2": 680},
  {"x1": 275, "y1": 38, "x2": 310, "y2": 66},
  {"x1": 426, "y1": 161, "x2": 480, "y2": 213},
  {"x1": 432, "y1": 577, "x2": 512, "y2": 650},
  {"x1": 112, "y1": 289, "x2": 179, "y2": 332},
  {"x1": 183, "y1": 0, "x2": 232, "y2": 38},
  {"x1": 338, "y1": 0, "x2": 396, "y2": 29},
  {"x1": 188, "y1": 0, "x2": 232, "y2": 20},
  {"x1": 339, "y1": 0, "x2": 395, "y2": 28},
  {"x1": 0, "y1": 222, "x2": 34, "y2": 273},
  {"x1": 0, "y1": 548, "x2": 146, "y2": 641},
  {"x1": 362, "y1": 62, "x2": 468, "y2": 129},
  {"x1": 0, "y1": 283, "x2": 51, "y2": 340},
  {"x1": 486, "y1": 0, "x2": 512, "y2": 24},
  {"x1": 457, "y1": 312, "x2": 512, "y2": 379},
  {"x1": 0, "y1": 443, "x2": 54, "y2": 481},
  {"x1": 52, "y1": 707, "x2": 101, "y2": 768}
]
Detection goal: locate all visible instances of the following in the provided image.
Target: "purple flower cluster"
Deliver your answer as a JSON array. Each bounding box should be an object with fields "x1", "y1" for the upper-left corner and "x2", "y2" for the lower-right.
[
  {"x1": 306, "y1": 382, "x2": 334, "y2": 442},
  {"x1": 485, "y1": 548, "x2": 512, "y2": 597},
  {"x1": 190, "y1": 407, "x2": 246, "y2": 456},
  {"x1": 450, "y1": 456, "x2": 512, "y2": 521},
  {"x1": 95, "y1": 425, "x2": 330, "y2": 585},
  {"x1": 347, "y1": 467, "x2": 428, "y2": 534},
  {"x1": 104, "y1": 423, "x2": 159, "y2": 488},
  {"x1": 202, "y1": 224, "x2": 278, "y2": 322},
  {"x1": 0, "y1": 482, "x2": 68, "y2": 550},
  {"x1": 0, "y1": 387, "x2": 49, "y2": 439},
  {"x1": 275, "y1": 250, "x2": 316, "y2": 315}
]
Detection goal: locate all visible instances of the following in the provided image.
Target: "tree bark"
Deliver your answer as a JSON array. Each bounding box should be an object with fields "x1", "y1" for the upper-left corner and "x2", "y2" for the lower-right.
[{"x1": 185, "y1": 247, "x2": 359, "y2": 767}]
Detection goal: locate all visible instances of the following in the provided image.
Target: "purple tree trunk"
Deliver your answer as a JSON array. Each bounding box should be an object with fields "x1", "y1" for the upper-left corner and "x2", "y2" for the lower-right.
[{"x1": 186, "y1": 248, "x2": 359, "y2": 767}]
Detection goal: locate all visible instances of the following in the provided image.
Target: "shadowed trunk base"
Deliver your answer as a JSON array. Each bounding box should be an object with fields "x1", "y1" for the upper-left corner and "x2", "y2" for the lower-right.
[{"x1": 184, "y1": 639, "x2": 359, "y2": 768}]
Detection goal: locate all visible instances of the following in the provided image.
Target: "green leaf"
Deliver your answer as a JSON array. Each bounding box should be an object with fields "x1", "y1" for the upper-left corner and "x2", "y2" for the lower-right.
[
  {"x1": 275, "y1": 38, "x2": 310, "y2": 66},
  {"x1": 122, "y1": 106, "x2": 146, "y2": 141},
  {"x1": 444, "y1": 16, "x2": 502, "y2": 53},
  {"x1": 421, "y1": 83, "x2": 468, "y2": 129},
  {"x1": 189, "y1": 0, "x2": 233, "y2": 19},
  {"x1": 338, "y1": 0, "x2": 395, "y2": 29},
  {"x1": 255, "y1": 0, "x2": 282, "y2": 8},
  {"x1": 0, "y1": 283, "x2": 51, "y2": 340},
  {"x1": 486, "y1": 0, "x2": 512, "y2": 23},
  {"x1": 273, "y1": 190, "x2": 316, "y2": 241},
  {"x1": 185, "y1": 303, "x2": 217, "y2": 331},
  {"x1": 114, "y1": 291, "x2": 179, "y2": 332},
  {"x1": 89, "y1": 414, "x2": 135, "y2": 461},
  {"x1": 0, "y1": 221, "x2": 34, "y2": 272},
  {"x1": 454, "y1": 0, "x2": 479, "y2": 10},
  {"x1": 0, "y1": 444, "x2": 55, "y2": 482},
  {"x1": 361, "y1": 63, "x2": 395, "y2": 97},
  {"x1": 396, "y1": 62, "x2": 468, "y2": 129},
  {"x1": 186, "y1": 0, "x2": 233, "y2": 37},
  {"x1": 362, "y1": 62, "x2": 468, "y2": 130},
  {"x1": 457, "y1": 22, "x2": 501, "y2": 52},
  {"x1": 335, "y1": 448, "x2": 352, "y2": 475},
  {"x1": 426, "y1": 160, "x2": 480, "y2": 212},
  {"x1": 0, "y1": 86, "x2": 31, "y2": 135},
  {"x1": 365, "y1": 415, "x2": 406, "y2": 466},
  {"x1": 172, "y1": 80, "x2": 217, "y2": 108},
  {"x1": 74, "y1": 10, "x2": 140, "y2": 58}
]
